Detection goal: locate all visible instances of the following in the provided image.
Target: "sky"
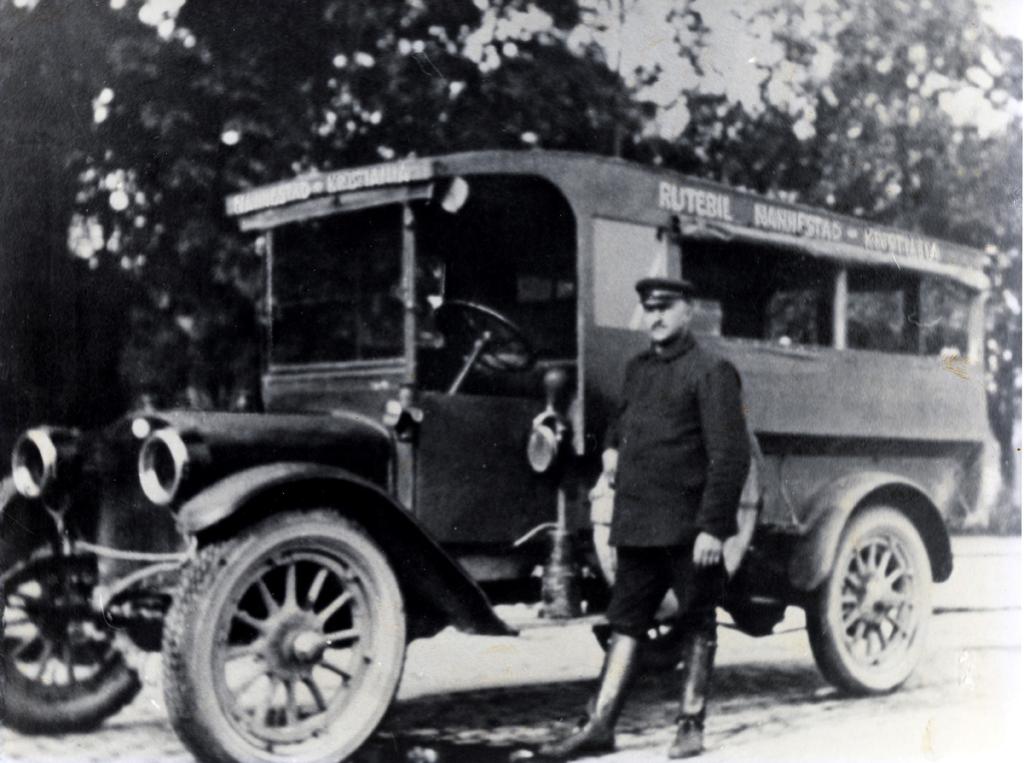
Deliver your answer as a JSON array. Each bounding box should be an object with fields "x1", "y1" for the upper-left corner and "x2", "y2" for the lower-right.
[{"x1": 979, "y1": 0, "x2": 1024, "y2": 36}]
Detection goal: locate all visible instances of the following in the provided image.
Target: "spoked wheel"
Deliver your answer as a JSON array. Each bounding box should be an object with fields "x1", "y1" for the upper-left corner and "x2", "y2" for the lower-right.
[
  {"x1": 1, "y1": 550, "x2": 141, "y2": 733},
  {"x1": 807, "y1": 506, "x2": 932, "y2": 694},
  {"x1": 163, "y1": 510, "x2": 406, "y2": 763}
]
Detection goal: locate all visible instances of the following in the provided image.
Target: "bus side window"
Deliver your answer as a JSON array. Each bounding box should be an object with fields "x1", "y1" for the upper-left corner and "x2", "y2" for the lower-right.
[
  {"x1": 847, "y1": 293, "x2": 905, "y2": 352},
  {"x1": 846, "y1": 268, "x2": 915, "y2": 354},
  {"x1": 765, "y1": 289, "x2": 822, "y2": 347},
  {"x1": 681, "y1": 242, "x2": 833, "y2": 347},
  {"x1": 844, "y1": 270, "x2": 971, "y2": 357},
  {"x1": 918, "y1": 277, "x2": 970, "y2": 357}
]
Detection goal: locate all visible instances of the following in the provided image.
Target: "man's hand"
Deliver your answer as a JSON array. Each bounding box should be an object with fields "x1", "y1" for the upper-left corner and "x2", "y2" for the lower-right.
[
  {"x1": 601, "y1": 448, "x2": 619, "y2": 488},
  {"x1": 693, "y1": 531, "x2": 723, "y2": 567}
]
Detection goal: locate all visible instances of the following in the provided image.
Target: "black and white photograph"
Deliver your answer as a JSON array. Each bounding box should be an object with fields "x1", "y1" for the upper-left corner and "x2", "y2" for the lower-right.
[{"x1": 1, "y1": 0, "x2": 1020, "y2": 761}]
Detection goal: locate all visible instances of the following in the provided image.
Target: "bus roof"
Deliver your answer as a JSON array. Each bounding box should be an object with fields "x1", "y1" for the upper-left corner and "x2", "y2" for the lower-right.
[{"x1": 226, "y1": 150, "x2": 991, "y2": 291}]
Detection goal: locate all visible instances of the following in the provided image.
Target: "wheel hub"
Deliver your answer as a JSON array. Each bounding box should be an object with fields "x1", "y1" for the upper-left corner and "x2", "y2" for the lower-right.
[
  {"x1": 12, "y1": 565, "x2": 96, "y2": 635},
  {"x1": 288, "y1": 630, "x2": 328, "y2": 664},
  {"x1": 263, "y1": 613, "x2": 325, "y2": 678},
  {"x1": 859, "y1": 575, "x2": 891, "y2": 623},
  {"x1": 3, "y1": 550, "x2": 114, "y2": 687}
]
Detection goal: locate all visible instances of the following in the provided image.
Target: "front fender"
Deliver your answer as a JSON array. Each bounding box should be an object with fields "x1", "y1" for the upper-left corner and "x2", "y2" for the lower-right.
[
  {"x1": 176, "y1": 462, "x2": 373, "y2": 534},
  {"x1": 788, "y1": 471, "x2": 953, "y2": 591},
  {"x1": 177, "y1": 462, "x2": 513, "y2": 637}
]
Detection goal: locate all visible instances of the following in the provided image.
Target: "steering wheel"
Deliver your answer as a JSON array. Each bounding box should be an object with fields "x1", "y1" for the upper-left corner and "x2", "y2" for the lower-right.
[{"x1": 434, "y1": 300, "x2": 536, "y2": 374}]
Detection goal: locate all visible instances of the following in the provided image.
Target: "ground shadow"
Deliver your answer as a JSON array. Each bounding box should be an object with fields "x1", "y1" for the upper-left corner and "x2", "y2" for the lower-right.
[{"x1": 357, "y1": 659, "x2": 829, "y2": 761}]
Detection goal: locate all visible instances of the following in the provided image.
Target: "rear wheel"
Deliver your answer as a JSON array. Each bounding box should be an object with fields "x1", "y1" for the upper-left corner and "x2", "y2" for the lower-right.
[
  {"x1": 162, "y1": 510, "x2": 406, "y2": 763},
  {"x1": 806, "y1": 506, "x2": 932, "y2": 694},
  {"x1": 1, "y1": 549, "x2": 141, "y2": 733}
]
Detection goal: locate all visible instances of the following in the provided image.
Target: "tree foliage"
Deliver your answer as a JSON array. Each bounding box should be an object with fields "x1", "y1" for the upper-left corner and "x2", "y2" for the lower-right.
[
  {"x1": 615, "y1": 0, "x2": 1021, "y2": 499},
  {"x1": 73, "y1": 0, "x2": 643, "y2": 407},
  {"x1": 0, "y1": 0, "x2": 143, "y2": 445},
  {"x1": 613, "y1": 0, "x2": 1021, "y2": 242},
  {"x1": 1, "y1": 0, "x2": 1020, "y2": 494}
]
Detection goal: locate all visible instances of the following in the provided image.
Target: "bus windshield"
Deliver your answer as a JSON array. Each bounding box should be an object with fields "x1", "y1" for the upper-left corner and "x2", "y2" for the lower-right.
[
  {"x1": 269, "y1": 205, "x2": 403, "y2": 366},
  {"x1": 266, "y1": 174, "x2": 578, "y2": 377}
]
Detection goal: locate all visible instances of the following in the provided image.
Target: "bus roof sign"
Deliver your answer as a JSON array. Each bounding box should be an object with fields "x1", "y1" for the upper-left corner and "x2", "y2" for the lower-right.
[
  {"x1": 655, "y1": 178, "x2": 983, "y2": 274},
  {"x1": 226, "y1": 150, "x2": 989, "y2": 286},
  {"x1": 225, "y1": 158, "x2": 434, "y2": 217}
]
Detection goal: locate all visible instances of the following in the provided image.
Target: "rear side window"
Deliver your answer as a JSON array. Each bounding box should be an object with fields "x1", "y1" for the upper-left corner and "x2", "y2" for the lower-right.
[
  {"x1": 918, "y1": 277, "x2": 970, "y2": 357},
  {"x1": 765, "y1": 288, "x2": 824, "y2": 347},
  {"x1": 681, "y1": 241, "x2": 834, "y2": 348},
  {"x1": 846, "y1": 269, "x2": 969, "y2": 356},
  {"x1": 846, "y1": 269, "x2": 909, "y2": 353}
]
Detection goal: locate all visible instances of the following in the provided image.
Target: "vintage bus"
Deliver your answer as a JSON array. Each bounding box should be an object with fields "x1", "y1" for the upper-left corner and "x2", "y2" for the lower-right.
[{"x1": 2, "y1": 150, "x2": 992, "y2": 762}]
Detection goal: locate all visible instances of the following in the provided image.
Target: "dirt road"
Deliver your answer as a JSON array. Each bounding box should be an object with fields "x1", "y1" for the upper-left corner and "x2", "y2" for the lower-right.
[{"x1": 1, "y1": 536, "x2": 1018, "y2": 762}]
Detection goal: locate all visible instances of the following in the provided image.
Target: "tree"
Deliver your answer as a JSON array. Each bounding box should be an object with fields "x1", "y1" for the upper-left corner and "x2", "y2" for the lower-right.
[
  {"x1": 0, "y1": 0, "x2": 142, "y2": 456},
  {"x1": 75, "y1": 0, "x2": 643, "y2": 408},
  {"x1": 610, "y1": 0, "x2": 1021, "y2": 523},
  {"x1": 4, "y1": 0, "x2": 1019, "y2": 527},
  {"x1": 772, "y1": 0, "x2": 1022, "y2": 521}
]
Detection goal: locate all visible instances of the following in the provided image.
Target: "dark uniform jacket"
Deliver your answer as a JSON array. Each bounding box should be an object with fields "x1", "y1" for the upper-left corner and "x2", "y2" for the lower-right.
[{"x1": 605, "y1": 331, "x2": 750, "y2": 546}]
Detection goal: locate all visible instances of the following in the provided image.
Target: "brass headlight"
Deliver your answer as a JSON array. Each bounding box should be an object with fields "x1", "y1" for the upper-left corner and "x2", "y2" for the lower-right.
[
  {"x1": 11, "y1": 427, "x2": 79, "y2": 499},
  {"x1": 138, "y1": 427, "x2": 192, "y2": 506}
]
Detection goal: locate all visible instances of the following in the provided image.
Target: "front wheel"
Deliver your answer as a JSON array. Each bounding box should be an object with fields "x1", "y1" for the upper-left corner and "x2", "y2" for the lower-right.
[
  {"x1": 806, "y1": 506, "x2": 932, "y2": 694},
  {"x1": 162, "y1": 510, "x2": 406, "y2": 763},
  {"x1": 1, "y1": 549, "x2": 141, "y2": 733}
]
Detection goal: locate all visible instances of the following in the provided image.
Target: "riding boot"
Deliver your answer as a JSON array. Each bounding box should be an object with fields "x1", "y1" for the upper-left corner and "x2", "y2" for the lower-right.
[
  {"x1": 538, "y1": 632, "x2": 640, "y2": 759},
  {"x1": 668, "y1": 632, "x2": 716, "y2": 759}
]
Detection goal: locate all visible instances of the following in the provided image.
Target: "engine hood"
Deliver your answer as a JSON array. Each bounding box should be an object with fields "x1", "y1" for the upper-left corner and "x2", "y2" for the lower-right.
[{"x1": 130, "y1": 409, "x2": 395, "y2": 504}]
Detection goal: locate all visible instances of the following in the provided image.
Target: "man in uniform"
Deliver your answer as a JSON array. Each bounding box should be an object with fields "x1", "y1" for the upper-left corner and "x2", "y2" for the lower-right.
[{"x1": 540, "y1": 277, "x2": 751, "y2": 759}]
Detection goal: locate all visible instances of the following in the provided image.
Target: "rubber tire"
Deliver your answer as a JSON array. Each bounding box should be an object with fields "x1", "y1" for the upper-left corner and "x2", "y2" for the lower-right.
[
  {"x1": 806, "y1": 506, "x2": 932, "y2": 695},
  {"x1": 1, "y1": 650, "x2": 141, "y2": 734},
  {"x1": 0, "y1": 547, "x2": 141, "y2": 734},
  {"x1": 162, "y1": 510, "x2": 406, "y2": 763}
]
